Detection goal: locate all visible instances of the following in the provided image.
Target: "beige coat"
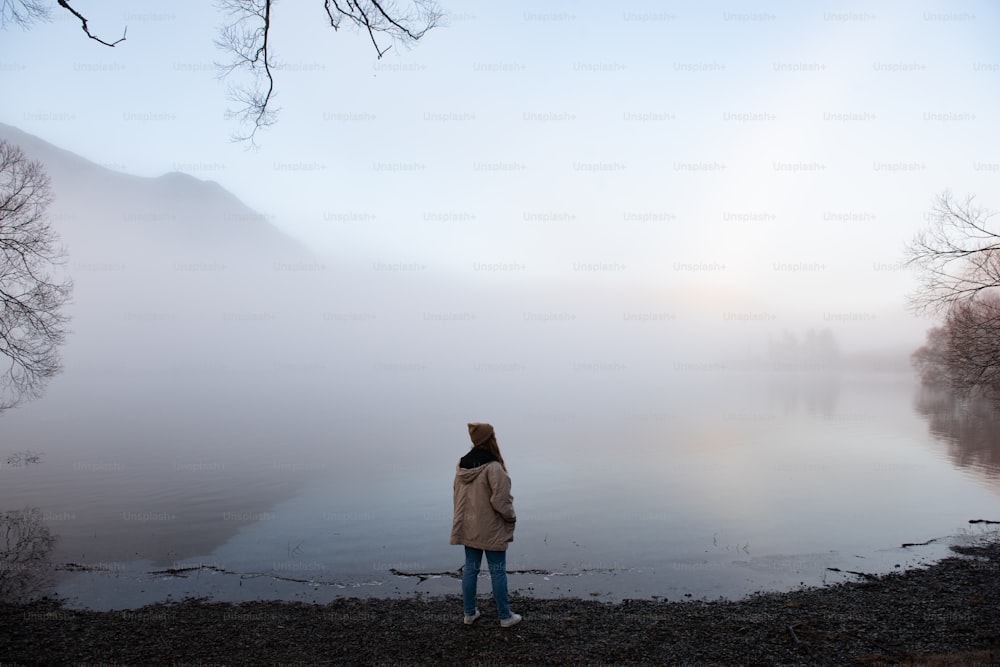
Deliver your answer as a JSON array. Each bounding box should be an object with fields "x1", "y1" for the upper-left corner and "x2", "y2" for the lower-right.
[{"x1": 450, "y1": 460, "x2": 516, "y2": 551}]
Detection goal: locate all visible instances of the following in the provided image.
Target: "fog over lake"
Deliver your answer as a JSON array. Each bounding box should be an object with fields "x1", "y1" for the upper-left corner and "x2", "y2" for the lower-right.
[
  {"x1": 1, "y1": 124, "x2": 997, "y2": 608},
  {"x1": 3, "y1": 344, "x2": 999, "y2": 608}
]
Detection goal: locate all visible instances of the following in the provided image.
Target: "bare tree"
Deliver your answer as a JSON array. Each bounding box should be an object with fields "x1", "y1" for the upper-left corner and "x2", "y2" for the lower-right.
[
  {"x1": 0, "y1": 140, "x2": 72, "y2": 412},
  {"x1": 905, "y1": 191, "x2": 1000, "y2": 314},
  {"x1": 907, "y1": 192, "x2": 1000, "y2": 400},
  {"x1": 2, "y1": 0, "x2": 441, "y2": 145},
  {"x1": 912, "y1": 298, "x2": 1000, "y2": 402},
  {"x1": 911, "y1": 325, "x2": 950, "y2": 387},
  {"x1": 938, "y1": 293, "x2": 1000, "y2": 400}
]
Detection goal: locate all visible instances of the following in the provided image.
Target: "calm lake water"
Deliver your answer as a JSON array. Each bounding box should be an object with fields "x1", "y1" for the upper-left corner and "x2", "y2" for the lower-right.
[{"x1": 3, "y1": 360, "x2": 999, "y2": 610}]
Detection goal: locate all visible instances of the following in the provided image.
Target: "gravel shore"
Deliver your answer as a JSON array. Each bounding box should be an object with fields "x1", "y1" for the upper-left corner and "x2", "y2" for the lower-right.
[{"x1": 2, "y1": 540, "x2": 999, "y2": 665}]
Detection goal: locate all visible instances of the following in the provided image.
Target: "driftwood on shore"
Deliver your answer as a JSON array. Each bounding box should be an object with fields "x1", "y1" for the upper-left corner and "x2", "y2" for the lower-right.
[
  {"x1": 901, "y1": 538, "x2": 938, "y2": 548},
  {"x1": 824, "y1": 567, "x2": 878, "y2": 581},
  {"x1": 389, "y1": 566, "x2": 555, "y2": 582}
]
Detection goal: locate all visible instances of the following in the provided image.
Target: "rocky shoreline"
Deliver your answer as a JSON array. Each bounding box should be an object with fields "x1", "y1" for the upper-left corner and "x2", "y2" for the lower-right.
[{"x1": 2, "y1": 539, "x2": 1000, "y2": 665}]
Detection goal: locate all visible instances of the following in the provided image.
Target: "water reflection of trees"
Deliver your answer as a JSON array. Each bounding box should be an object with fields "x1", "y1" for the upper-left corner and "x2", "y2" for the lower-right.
[
  {"x1": 0, "y1": 508, "x2": 55, "y2": 601},
  {"x1": 0, "y1": 452, "x2": 55, "y2": 602},
  {"x1": 766, "y1": 329, "x2": 840, "y2": 371},
  {"x1": 767, "y1": 373, "x2": 841, "y2": 418},
  {"x1": 914, "y1": 386, "x2": 1000, "y2": 491}
]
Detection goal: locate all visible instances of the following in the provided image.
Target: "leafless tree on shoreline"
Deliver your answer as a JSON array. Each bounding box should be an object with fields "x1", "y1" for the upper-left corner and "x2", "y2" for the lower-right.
[
  {"x1": 0, "y1": 140, "x2": 72, "y2": 412},
  {"x1": 938, "y1": 294, "x2": 1000, "y2": 400},
  {"x1": 908, "y1": 192, "x2": 1000, "y2": 401}
]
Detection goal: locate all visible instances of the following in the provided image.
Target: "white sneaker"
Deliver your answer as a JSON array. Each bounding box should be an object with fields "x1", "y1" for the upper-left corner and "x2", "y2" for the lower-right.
[
  {"x1": 499, "y1": 612, "x2": 522, "y2": 628},
  {"x1": 463, "y1": 609, "x2": 481, "y2": 625}
]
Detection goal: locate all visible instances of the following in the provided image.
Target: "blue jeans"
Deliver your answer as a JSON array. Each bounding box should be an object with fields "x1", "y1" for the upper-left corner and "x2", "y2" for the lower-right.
[{"x1": 462, "y1": 546, "x2": 511, "y2": 619}]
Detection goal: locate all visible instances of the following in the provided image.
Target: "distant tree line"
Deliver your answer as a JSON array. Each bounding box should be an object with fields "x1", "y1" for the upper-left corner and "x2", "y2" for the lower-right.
[{"x1": 908, "y1": 192, "x2": 1000, "y2": 402}]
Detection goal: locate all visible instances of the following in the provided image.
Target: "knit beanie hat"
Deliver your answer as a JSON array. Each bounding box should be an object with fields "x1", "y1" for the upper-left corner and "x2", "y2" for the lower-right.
[{"x1": 468, "y1": 422, "x2": 495, "y2": 447}]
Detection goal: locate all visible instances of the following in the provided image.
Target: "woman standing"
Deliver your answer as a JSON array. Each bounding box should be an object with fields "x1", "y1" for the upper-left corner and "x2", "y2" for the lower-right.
[{"x1": 450, "y1": 422, "x2": 522, "y2": 627}]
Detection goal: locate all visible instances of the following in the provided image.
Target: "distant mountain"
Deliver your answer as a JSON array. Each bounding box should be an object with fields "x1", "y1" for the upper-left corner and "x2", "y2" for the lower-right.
[
  {"x1": 0, "y1": 122, "x2": 335, "y2": 393},
  {"x1": 0, "y1": 123, "x2": 312, "y2": 266}
]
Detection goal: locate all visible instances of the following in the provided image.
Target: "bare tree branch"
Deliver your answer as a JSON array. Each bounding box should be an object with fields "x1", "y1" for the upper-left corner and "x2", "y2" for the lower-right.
[
  {"x1": 905, "y1": 191, "x2": 1000, "y2": 315},
  {"x1": 0, "y1": 0, "x2": 48, "y2": 28},
  {"x1": 217, "y1": 0, "x2": 441, "y2": 145},
  {"x1": 325, "y1": 0, "x2": 440, "y2": 42},
  {"x1": 216, "y1": 0, "x2": 278, "y2": 147},
  {"x1": 2, "y1": 1, "x2": 125, "y2": 44},
  {"x1": 8, "y1": 0, "x2": 439, "y2": 144},
  {"x1": 55, "y1": 0, "x2": 126, "y2": 46}
]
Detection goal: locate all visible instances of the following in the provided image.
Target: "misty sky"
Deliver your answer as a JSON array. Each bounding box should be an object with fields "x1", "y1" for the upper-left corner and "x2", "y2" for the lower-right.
[{"x1": 3, "y1": 0, "x2": 1000, "y2": 353}]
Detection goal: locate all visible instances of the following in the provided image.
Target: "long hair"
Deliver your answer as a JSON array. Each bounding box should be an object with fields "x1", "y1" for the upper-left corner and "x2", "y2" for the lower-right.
[{"x1": 475, "y1": 433, "x2": 507, "y2": 472}]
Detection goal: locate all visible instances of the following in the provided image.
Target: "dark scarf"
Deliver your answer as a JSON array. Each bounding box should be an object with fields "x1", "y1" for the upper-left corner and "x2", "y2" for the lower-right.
[{"x1": 459, "y1": 447, "x2": 498, "y2": 469}]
